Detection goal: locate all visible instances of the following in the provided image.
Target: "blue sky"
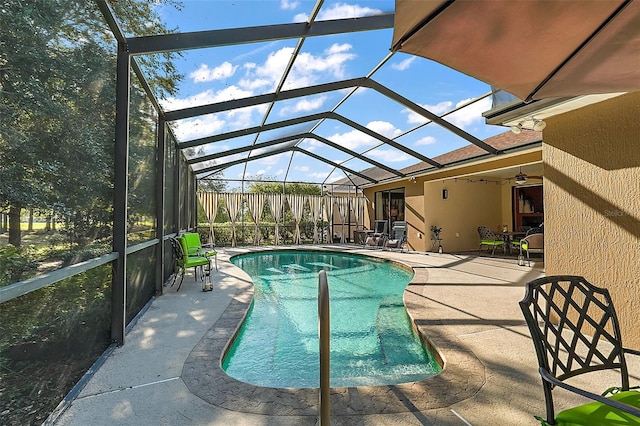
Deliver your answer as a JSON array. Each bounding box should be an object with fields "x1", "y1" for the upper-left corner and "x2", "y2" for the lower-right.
[{"x1": 143, "y1": 1, "x2": 506, "y2": 188}]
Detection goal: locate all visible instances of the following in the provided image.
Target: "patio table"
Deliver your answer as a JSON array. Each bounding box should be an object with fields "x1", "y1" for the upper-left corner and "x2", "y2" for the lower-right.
[{"x1": 497, "y1": 232, "x2": 527, "y2": 254}]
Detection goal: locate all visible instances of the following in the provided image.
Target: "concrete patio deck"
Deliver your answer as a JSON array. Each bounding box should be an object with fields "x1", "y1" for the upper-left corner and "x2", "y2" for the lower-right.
[{"x1": 51, "y1": 246, "x2": 632, "y2": 425}]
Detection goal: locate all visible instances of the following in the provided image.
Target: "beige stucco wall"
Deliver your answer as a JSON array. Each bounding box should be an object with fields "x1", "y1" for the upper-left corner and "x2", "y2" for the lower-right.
[
  {"x1": 424, "y1": 179, "x2": 502, "y2": 252},
  {"x1": 363, "y1": 176, "x2": 504, "y2": 253},
  {"x1": 404, "y1": 179, "x2": 427, "y2": 252},
  {"x1": 543, "y1": 91, "x2": 640, "y2": 348}
]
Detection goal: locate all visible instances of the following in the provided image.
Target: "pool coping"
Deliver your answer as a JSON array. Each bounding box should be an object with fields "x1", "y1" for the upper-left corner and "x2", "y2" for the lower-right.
[{"x1": 181, "y1": 249, "x2": 485, "y2": 416}]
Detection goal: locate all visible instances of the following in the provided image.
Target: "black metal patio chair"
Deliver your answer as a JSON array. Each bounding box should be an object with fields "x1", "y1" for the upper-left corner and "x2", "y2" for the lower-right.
[
  {"x1": 477, "y1": 226, "x2": 504, "y2": 256},
  {"x1": 520, "y1": 275, "x2": 640, "y2": 425}
]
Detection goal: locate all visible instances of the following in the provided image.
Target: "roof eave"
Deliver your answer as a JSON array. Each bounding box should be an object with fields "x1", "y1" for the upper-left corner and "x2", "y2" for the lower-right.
[
  {"x1": 483, "y1": 93, "x2": 628, "y2": 126},
  {"x1": 358, "y1": 140, "x2": 543, "y2": 189}
]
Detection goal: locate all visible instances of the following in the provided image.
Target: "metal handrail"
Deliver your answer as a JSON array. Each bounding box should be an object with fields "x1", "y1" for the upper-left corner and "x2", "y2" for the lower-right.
[
  {"x1": 0, "y1": 252, "x2": 118, "y2": 304},
  {"x1": 0, "y1": 236, "x2": 172, "y2": 304},
  {"x1": 318, "y1": 270, "x2": 330, "y2": 425}
]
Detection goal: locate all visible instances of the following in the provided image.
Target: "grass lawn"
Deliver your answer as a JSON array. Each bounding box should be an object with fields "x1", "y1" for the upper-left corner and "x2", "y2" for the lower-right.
[
  {"x1": 1, "y1": 224, "x2": 56, "y2": 248},
  {"x1": 20, "y1": 222, "x2": 48, "y2": 231}
]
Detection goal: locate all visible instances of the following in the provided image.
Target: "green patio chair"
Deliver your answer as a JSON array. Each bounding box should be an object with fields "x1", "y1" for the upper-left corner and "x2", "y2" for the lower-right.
[
  {"x1": 169, "y1": 236, "x2": 211, "y2": 292},
  {"x1": 181, "y1": 232, "x2": 217, "y2": 271},
  {"x1": 519, "y1": 232, "x2": 544, "y2": 266},
  {"x1": 520, "y1": 276, "x2": 640, "y2": 425},
  {"x1": 477, "y1": 226, "x2": 504, "y2": 256},
  {"x1": 510, "y1": 226, "x2": 532, "y2": 252}
]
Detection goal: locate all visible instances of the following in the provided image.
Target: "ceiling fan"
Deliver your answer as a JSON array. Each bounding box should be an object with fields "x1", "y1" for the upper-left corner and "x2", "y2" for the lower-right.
[{"x1": 514, "y1": 167, "x2": 543, "y2": 184}]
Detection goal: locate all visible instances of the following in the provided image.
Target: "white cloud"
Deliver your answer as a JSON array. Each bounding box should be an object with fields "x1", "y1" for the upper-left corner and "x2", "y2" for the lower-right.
[
  {"x1": 171, "y1": 103, "x2": 267, "y2": 141},
  {"x1": 253, "y1": 152, "x2": 289, "y2": 166},
  {"x1": 295, "y1": 2, "x2": 383, "y2": 21},
  {"x1": 326, "y1": 43, "x2": 351, "y2": 54},
  {"x1": 308, "y1": 171, "x2": 331, "y2": 179},
  {"x1": 446, "y1": 97, "x2": 492, "y2": 128},
  {"x1": 164, "y1": 40, "x2": 357, "y2": 135},
  {"x1": 294, "y1": 165, "x2": 310, "y2": 172},
  {"x1": 161, "y1": 89, "x2": 215, "y2": 111},
  {"x1": 404, "y1": 101, "x2": 452, "y2": 125},
  {"x1": 321, "y1": 120, "x2": 402, "y2": 151},
  {"x1": 285, "y1": 44, "x2": 356, "y2": 89},
  {"x1": 368, "y1": 148, "x2": 412, "y2": 162},
  {"x1": 293, "y1": 12, "x2": 307, "y2": 22},
  {"x1": 170, "y1": 116, "x2": 225, "y2": 140},
  {"x1": 279, "y1": 95, "x2": 327, "y2": 116},
  {"x1": 366, "y1": 121, "x2": 402, "y2": 139},
  {"x1": 403, "y1": 97, "x2": 492, "y2": 130},
  {"x1": 161, "y1": 85, "x2": 269, "y2": 141},
  {"x1": 322, "y1": 129, "x2": 376, "y2": 151},
  {"x1": 189, "y1": 62, "x2": 238, "y2": 83},
  {"x1": 239, "y1": 48, "x2": 289, "y2": 90},
  {"x1": 280, "y1": 0, "x2": 299, "y2": 10},
  {"x1": 237, "y1": 77, "x2": 272, "y2": 91},
  {"x1": 212, "y1": 152, "x2": 248, "y2": 165},
  {"x1": 160, "y1": 40, "x2": 357, "y2": 143},
  {"x1": 414, "y1": 136, "x2": 437, "y2": 146},
  {"x1": 161, "y1": 85, "x2": 254, "y2": 111},
  {"x1": 236, "y1": 44, "x2": 356, "y2": 92},
  {"x1": 391, "y1": 57, "x2": 416, "y2": 71}
]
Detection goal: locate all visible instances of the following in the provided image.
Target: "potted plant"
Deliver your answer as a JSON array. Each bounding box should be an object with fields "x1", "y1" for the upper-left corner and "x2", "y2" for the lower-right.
[
  {"x1": 430, "y1": 225, "x2": 442, "y2": 240},
  {"x1": 430, "y1": 226, "x2": 443, "y2": 253}
]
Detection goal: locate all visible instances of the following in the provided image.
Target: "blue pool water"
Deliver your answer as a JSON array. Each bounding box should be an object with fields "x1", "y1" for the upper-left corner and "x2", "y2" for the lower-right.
[{"x1": 224, "y1": 250, "x2": 442, "y2": 388}]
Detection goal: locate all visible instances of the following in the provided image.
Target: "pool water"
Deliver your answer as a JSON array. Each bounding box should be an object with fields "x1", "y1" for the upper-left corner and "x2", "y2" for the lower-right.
[{"x1": 224, "y1": 250, "x2": 442, "y2": 388}]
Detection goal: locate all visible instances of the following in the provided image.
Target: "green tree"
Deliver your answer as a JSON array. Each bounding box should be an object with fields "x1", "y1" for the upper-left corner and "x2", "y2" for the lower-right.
[
  {"x1": 198, "y1": 171, "x2": 228, "y2": 193},
  {"x1": 0, "y1": 1, "x2": 182, "y2": 247},
  {"x1": 247, "y1": 177, "x2": 321, "y2": 195}
]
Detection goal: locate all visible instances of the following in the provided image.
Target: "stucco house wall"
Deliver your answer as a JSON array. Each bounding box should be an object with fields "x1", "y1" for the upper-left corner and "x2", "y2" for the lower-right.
[
  {"x1": 543, "y1": 91, "x2": 640, "y2": 348},
  {"x1": 423, "y1": 179, "x2": 502, "y2": 253}
]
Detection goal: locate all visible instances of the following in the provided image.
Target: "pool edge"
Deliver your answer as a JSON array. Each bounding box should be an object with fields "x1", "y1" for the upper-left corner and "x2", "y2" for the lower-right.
[{"x1": 181, "y1": 248, "x2": 486, "y2": 416}]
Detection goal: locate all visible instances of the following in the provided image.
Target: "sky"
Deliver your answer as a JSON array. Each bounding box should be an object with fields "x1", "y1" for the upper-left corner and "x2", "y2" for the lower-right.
[{"x1": 134, "y1": 0, "x2": 507, "y2": 189}]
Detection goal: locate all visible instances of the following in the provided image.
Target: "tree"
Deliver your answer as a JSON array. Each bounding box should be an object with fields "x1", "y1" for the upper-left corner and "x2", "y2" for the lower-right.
[
  {"x1": 0, "y1": 1, "x2": 182, "y2": 246},
  {"x1": 247, "y1": 176, "x2": 321, "y2": 195},
  {"x1": 198, "y1": 171, "x2": 228, "y2": 193}
]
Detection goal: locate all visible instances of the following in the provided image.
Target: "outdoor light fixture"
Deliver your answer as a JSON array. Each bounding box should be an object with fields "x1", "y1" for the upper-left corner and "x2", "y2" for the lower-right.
[
  {"x1": 514, "y1": 167, "x2": 528, "y2": 184},
  {"x1": 510, "y1": 118, "x2": 546, "y2": 133},
  {"x1": 532, "y1": 119, "x2": 547, "y2": 131},
  {"x1": 442, "y1": 189, "x2": 448, "y2": 199}
]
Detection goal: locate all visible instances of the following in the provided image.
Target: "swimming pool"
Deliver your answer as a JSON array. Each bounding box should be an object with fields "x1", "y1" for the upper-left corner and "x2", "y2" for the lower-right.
[{"x1": 223, "y1": 250, "x2": 442, "y2": 388}]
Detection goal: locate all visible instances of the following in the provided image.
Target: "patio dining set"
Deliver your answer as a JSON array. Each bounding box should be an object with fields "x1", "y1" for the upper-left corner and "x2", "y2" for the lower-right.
[{"x1": 478, "y1": 225, "x2": 544, "y2": 265}]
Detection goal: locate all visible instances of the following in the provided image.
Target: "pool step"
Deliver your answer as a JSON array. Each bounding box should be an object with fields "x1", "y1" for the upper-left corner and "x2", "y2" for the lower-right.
[{"x1": 376, "y1": 296, "x2": 429, "y2": 367}]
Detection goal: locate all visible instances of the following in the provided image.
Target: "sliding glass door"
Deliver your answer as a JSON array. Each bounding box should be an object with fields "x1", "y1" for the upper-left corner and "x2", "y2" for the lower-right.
[{"x1": 374, "y1": 187, "x2": 405, "y2": 230}]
